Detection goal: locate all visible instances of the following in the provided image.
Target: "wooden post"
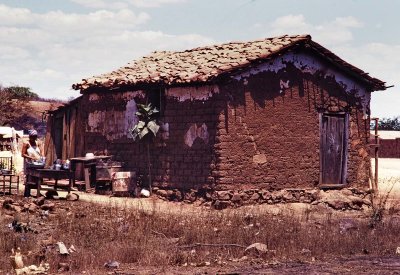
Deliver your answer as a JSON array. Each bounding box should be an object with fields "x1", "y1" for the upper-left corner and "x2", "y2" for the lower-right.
[
  {"x1": 374, "y1": 118, "x2": 379, "y2": 191},
  {"x1": 370, "y1": 117, "x2": 380, "y2": 191},
  {"x1": 84, "y1": 167, "x2": 91, "y2": 191}
]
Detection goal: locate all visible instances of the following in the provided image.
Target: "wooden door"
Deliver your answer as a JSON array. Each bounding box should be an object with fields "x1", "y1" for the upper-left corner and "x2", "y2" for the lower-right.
[{"x1": 320, "y1": 113, "x2": 348, "y2": 186}]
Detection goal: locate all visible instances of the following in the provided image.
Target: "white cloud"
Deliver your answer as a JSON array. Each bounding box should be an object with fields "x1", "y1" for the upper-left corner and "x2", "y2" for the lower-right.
[
  {"x1": 128, "y1": 0, "x2": 186, "y2": 8},
  {"x1": 70, "y1": 0, "x2": 186, "y2": 9},
  {"x1": 0, "y1": 5, "x2": 33, "y2": 26},
  {"x1": 271, "y1": 14, "x2": 308, "y2": 30},
  {"x1": 0, "y1": 4, "x2": 213, "y2": 100},
  {"x1": 266, "y1": 14, "x2": 363, "y2": 45},
  {"x1": 333, "y1": 43, "x2": 400, "y2": 117}
]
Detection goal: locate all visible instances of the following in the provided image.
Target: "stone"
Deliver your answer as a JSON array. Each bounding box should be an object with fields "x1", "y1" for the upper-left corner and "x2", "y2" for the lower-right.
[
  {"x1": 174, "y1": 190, "x2": 183, "y2": 201},
  {"x1": 28, "y1": 203, "x2": 38, "y2": 213},
  {"x1": 231, "y1": 193, "x2": 242, "y2": 203},
  {"x1": 58, "y1": 262, "x2": 70, "y2": 272},
  {"x1": 66, "y1": 193, "x2": 79, "y2": 201},
  {"x1": 216, "y1": 191, "x2": 232, "y2": 201},
  {"x1": 10, "y1": 205, "x2": 22, "y2": 212},
  {"x1": 184, "y1": 191, "x2": 197, "y2": 203},
  {"x1": 341, "y1": 189, "x2": 353, "y2": 196},
  {"x1": 281, "y1": 190, "x2": 294, "y2": 201},
  {"x1": 261, "y1": 191, "x2": 271, "y2": 200},
  {"x1": 252, "y1": 154, "x2": 267, "y2": 164},
  {"x1": 45, "y1": 190, "x2": 59, "y2": 199},
  {"x1": 104, "y1": 260, "x2": 120, "y2": 269},
  {"x1": 57, "y1": 242, "x2": 70, "y2": 255},
  {"x1": 326, "y1": 199, "x2": 348, "y2": 210},
  {"x1": 41, "y1": 202, "x2": 55, "y2": 211},
  {"x1": 156, "y1": 189, "x2": 168, "y2": 198},
  {"x1": 249, "y1": 193, "x2": 260, "y2": 202},
  {"x1": 140, "y1": 189, "x2": 150, "y2": 197},
  {"x1": 245, "y1": 243, "x2": 269, "y2": 254},
  {"x1": 34, "y1": 197, "x2": 46, "y2": 206},
  {"x1": 307, "y1": 189, "x2": 320, "y2": 201},
  {"x1": 2, "y1": 198, "x2": 14, "y2": 208},
  {"x1": 213, "y1": 200, "x2": 230, "y2": 210},
  {"x1": 167, "y1": 190, "x2": 174, "y2": 198}
]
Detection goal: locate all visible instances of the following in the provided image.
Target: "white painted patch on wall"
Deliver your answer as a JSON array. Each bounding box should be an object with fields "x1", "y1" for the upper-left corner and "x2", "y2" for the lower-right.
[
  {"x1": 184, "y1": 123, "x2": 209, "y2": 147},
  {"x1": 124, "y1": 99, "x2": 138, "y2": 137},
  {"x1": 232, "y1": 51, "x2": 371, "y2": 111},
  {"x1": 279, "y1": 79, "x2": 290, "y2": 93},
  {"x1": 166, "y1": 85, "x2": 219, "y2": 102},
  {"x1": 159, "y1": 122, "x2": 170, "y2": 140},
  {"x1": 87, "y1": 98, "x2": 140, "y2": 140}
]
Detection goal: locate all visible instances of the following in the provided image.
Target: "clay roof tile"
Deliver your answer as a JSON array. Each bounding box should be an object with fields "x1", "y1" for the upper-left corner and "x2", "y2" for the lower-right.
[{"x1": 73, "y1": 34, "x2": 386, "y2": 92}]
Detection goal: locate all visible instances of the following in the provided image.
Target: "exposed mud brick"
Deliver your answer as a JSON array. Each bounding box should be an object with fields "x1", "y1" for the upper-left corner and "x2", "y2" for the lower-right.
[{"x1": 215, "y1": 68, "x2": 371, "y2": 190}]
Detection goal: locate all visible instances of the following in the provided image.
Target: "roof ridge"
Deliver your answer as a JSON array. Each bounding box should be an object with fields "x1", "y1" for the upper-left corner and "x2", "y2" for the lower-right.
[{"x1": 72, "y1": 34, "x2": 385, "y2": 92}]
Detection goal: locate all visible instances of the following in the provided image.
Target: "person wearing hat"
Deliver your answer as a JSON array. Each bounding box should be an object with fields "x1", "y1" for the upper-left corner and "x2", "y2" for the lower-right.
[{"x1": 21, "y1": 129, "x2": 43, "y2": 197}]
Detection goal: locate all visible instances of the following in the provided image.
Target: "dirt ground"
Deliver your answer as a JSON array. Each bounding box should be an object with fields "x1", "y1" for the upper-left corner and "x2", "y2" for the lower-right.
[
  {"x1": 113, "y1": 256, "x2": 400, "y2": 274},
  {"x1": 2, "y1": 158, "x2": 400, "y2": 274},
  {"x1": 73, "y1": 158, "x2": 400, "y2": 274}
]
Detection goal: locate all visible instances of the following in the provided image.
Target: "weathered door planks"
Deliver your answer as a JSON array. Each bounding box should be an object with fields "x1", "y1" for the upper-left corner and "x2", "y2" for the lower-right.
[{"x1": 320, "y1": 113, "x2": 348, "y2": 186}]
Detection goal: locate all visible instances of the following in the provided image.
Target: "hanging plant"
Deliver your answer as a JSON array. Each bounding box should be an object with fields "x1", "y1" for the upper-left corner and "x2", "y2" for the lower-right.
[{"x1": 130, "y1": 103, "x2": 160, "y2": 194}]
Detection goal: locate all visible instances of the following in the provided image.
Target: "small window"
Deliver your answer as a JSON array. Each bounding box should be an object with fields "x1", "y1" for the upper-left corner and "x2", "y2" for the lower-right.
[{"x1": 147, "y1": 88, "x2": 165, "y2": 116}]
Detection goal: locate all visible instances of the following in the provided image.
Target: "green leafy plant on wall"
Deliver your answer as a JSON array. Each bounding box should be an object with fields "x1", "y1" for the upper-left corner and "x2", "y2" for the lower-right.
[{"x1": 130, "y1": 103, "x2": 160, "y2": 194}]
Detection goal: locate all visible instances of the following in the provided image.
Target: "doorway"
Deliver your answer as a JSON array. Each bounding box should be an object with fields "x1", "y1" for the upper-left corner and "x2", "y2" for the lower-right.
[{"x1": 319, "y1": 113, "x2": 349, "y2": 186}]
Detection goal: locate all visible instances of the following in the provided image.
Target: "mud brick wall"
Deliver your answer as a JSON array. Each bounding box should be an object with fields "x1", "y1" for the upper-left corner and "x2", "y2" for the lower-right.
[
  {"x1": 374, "y1": 138, "x2": 400, "y2": 158},
  {"x1": 78, "y1": 51, "x2": 373, "y2": 191},
  {"x1": 149, "y1": 97, "x2": 222, "y2": 189},
  {"x1": 82, "y1": 91, "x2": 223, "y2": 190},
  {"x1": 214, "y1": 69, "x2": 371, "y2": 190}
]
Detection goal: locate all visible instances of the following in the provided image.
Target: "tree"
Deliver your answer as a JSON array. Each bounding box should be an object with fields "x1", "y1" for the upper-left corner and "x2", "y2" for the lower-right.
[
  {"x1": 0, "y1": 86, "x2": 21, "y2": 126},
  {"x1": 5, "y1": 86, "x2": 39, "y2": 100},
  {"x1": 378, "y1": 117, "x2": 400, "y2": 131},
  {"x1": 0, "y1": 85, "x2": 35, "y2": 127},
  {"x1": 130, "y1": 103, "x2": 160, "y2": 194}
]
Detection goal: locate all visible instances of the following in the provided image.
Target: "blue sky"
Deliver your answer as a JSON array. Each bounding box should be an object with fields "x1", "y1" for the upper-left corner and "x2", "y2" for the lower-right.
[{"x1": 0, "y1": 0, "x2": 398, "y2": 117}]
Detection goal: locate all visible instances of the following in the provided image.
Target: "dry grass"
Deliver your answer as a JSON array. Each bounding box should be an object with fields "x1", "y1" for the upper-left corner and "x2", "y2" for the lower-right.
[{"x1": 1, "y1": 196, "x2": 400, "y2": 273}]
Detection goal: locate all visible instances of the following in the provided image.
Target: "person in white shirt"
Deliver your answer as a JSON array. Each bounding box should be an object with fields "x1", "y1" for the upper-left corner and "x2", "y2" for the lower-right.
[{"x1": 21, "y1": 129, "x2": 43, "y2": 197}]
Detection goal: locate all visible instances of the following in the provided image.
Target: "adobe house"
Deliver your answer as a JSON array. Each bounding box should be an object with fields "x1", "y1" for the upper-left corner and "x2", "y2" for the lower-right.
[{"x1": 45, "y1": 35, "x2": 386, "y2": 201}]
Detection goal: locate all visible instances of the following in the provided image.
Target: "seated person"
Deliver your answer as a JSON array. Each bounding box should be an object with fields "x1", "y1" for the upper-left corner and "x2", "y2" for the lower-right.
[{"x1": 21, "y1": 129, "x2": 43, "y2": 197}]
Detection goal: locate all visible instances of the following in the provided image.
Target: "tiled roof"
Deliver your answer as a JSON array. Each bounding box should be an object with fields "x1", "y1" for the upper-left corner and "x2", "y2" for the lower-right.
[{"x1": 73, "y1": 34, "x2": 386, "y2": 92}]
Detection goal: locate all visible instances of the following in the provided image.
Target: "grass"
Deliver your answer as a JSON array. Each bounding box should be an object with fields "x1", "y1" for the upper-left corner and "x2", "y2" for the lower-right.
[{"x1": 1, "y1": 193, "x2": 400, "y2": 274}]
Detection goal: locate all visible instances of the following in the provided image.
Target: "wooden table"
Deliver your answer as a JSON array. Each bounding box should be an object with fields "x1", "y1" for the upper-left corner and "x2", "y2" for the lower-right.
[
  {"x1": 26, "y1": 168, "x2": 73, "y2": 197},
  {"x1": 70, "y1": 156, "x2": 112, "y2": 191}
]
